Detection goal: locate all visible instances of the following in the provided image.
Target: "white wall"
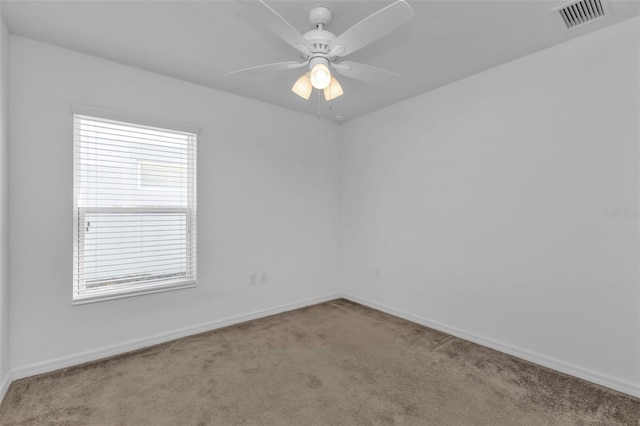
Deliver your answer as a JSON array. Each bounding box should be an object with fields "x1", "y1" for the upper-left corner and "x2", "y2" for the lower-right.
[
  {"x1": 0, "y1": 14, "x2": 10, "y2": 395},
  {"x1": 341, "y1": 16, "x2": 640, "y2": 395},
  {"x1": 9, "y1": 36, "x2": 341, "y2": 373}
]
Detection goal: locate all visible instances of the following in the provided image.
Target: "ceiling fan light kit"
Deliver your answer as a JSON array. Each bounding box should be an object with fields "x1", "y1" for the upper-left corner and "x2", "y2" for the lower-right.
[
  {"x1": 309, "y1": 57, "x2": 332, "y2": 90},
  {"x1": 324, "y1": 77, "x2": 344, "y2": 101},
  {"x1": 227, "y1": 0, "x2": 415, "y2": 107},
  {"x1": 292, "y1": 72, "x2": 313, "y2": 100}
]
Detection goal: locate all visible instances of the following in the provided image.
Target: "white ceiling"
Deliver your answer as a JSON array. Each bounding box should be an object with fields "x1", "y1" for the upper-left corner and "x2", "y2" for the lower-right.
[{"x1": 2, "y1": 0, "x2": 639, "y2": 122}]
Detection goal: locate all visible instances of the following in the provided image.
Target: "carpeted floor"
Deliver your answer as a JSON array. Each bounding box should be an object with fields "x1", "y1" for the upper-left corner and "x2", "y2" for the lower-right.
[{"x1": 1, "y1": 299, "x2": 638, "y2": 425}]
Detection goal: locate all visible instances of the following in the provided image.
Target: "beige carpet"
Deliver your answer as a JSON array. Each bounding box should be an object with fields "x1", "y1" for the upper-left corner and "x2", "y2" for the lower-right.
[{"x1": 1, "y1": 299, "x2": 638, "y2": 425}]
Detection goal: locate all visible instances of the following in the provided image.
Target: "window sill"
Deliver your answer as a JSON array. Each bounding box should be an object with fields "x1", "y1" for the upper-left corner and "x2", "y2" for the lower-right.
[{"x1": 72, "y1": 280, "x2": 196, "y2": 305}]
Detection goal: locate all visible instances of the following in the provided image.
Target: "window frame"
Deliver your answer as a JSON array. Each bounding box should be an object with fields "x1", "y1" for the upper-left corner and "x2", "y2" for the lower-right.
[{"x1": 72, "y1": 106, "x2": 199, "y2": 305}]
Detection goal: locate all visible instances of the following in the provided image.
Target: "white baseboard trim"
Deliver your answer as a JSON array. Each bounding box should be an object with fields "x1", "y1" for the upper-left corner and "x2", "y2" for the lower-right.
[
  {"x1": 340, "y1": 292, "x2": 640, "y2": 399},
  {"x1": 11, "y1": 293, "x2": 341, "y2": 381},
  {"x1": 0, "y1": 370, "x2": 12, "y2": 403}
]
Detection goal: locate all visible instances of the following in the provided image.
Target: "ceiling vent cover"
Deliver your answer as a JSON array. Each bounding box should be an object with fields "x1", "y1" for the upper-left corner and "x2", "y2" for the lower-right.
[{"x1": 557, "y1": 0, "x2": 605, "y2": 29}]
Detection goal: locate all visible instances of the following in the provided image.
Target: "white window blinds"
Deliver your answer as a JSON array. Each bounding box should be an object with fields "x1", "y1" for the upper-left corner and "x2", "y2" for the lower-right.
[{"x1": 73, "y1": 113, "x2": 197, "y2": 303}]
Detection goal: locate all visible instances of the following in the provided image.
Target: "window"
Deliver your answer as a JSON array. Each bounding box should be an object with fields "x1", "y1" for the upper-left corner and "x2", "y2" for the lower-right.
[{"x1": 73, "y1": 111, "x2": 197, "y2": 303}]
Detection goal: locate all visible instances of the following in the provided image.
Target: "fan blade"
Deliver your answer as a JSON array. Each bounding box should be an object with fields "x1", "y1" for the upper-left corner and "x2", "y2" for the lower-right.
[
  {"x1": 255, "y1": 0, "x2": 310, "y2": 52},
  {"x1": 329, "y1": 0, "x2": 414, "y2": 57},
  {"x1": 226, "y1": 61, "x2": 307, "y2": 77},
  {"x1": 332, "y1": 61, "x2": 406, "y2": 87}
]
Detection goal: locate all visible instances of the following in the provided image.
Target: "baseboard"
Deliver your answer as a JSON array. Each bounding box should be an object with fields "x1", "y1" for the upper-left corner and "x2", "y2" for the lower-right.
[
  {"x1": 0, "y1": 370, "x2": 12, "y2": 403},
  {"x1": 340, "y1": 292, "x2": 640, "y2": 399},
  {"x1": 11, "y1": 293, "x2": 341, "y2": 381}
]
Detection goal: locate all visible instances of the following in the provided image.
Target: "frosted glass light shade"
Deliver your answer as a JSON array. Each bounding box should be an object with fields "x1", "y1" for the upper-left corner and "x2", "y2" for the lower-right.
[
  {"x1": 324, "y1": 77, "x2": 344, "y2": 101},
  {"x1": 291, "y1": 73, "x2": 312, "y2": 99},
  {"x1": 310, "y1": 63, "x2": 331, "y2": 89}
]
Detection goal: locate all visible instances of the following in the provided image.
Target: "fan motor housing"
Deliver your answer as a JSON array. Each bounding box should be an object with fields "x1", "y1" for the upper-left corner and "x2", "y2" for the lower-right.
[{"x1": 303, "y1": 29, "x2": 336, "y2": 54}]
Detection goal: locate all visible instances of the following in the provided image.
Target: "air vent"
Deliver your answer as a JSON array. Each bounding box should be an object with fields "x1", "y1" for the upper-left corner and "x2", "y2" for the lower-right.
[{"x1": 557, "y1": 0, "x2": 605, "y2": 29}]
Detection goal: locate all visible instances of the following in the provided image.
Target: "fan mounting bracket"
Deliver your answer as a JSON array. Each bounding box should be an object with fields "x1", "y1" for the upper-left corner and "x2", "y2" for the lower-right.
[{"x1": 309, "y1": 7, "x2": 332, "y2": 29}]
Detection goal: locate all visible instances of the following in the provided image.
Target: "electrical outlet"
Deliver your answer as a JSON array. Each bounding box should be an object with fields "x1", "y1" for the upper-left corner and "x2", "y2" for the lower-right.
[
  {"x1": 374, "y1": 268, "x2": 380, "y2": 279},
  {"x1": 249, "y1": 273, "x2": 257, "y2": 286},
  {"x1": 260, "y1": 272, "x2": 268, "y2": 284}
]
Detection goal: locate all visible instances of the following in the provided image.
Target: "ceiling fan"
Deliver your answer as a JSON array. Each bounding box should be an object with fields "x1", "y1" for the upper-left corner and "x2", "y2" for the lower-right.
[{"x1": 226, "y1": 0, "x2": 415, "y2": 101}]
